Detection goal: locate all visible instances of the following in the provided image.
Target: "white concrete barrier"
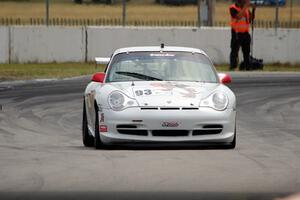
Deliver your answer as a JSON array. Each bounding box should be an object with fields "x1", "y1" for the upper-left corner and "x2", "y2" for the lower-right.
[
  {"x1": 87, "y1": 26, "x2": 231, "y2": 64},
  {"x1": 87, "y1": 26, "x2": 300, "y2": 64},
  {"x1": 0, "y1": 26, "x2": 299, "y2": 64},
  {"x1": 253, "y1": 29, "x2": 300, "y2": 64},
  {"x1": 0, "y1": 27, "x2": 9, "y2": 63},
  {"x1": 10, "y1": 26, "x2": 86, "y2": 63}
]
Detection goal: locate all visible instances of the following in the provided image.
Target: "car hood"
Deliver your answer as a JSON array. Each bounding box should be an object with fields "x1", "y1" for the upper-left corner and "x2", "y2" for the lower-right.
[{"x1": 108, "y1": 81, "x2": 219, "y2": 107}]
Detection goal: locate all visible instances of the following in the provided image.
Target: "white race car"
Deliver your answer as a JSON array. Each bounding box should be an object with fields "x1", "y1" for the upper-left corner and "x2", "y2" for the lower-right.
[{"x1": 82, "y1": 45, "x2": 236, "y2": 149}]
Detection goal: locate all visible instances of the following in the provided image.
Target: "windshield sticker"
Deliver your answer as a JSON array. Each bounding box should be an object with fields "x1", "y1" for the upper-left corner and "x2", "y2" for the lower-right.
[{"x1": 150, "y1": 53, "x2": 175, "y2": 57}]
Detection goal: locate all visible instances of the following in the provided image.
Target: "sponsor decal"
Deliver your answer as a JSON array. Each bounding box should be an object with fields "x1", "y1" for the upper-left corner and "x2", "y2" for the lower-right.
[
  {"x1": 98, "y1": 105, "x2": 103, "y2": 112},
  {"x1": 100, "y1": 113, "x2": 105, "y2": 123},
  {"x1": 162, "y1": 122, "x2": 179, "y2": 127},
  {"x1": 134, "y1": 87, "x2": 171, "y2": 96},
  {"x1": 100, "y1": 125, "x2": 108, "y2": 132},
  {"x1": 87, "y1": 90, "x2": 95, "y2": 108},
  {"x1": 150, "y1": 82, "x2": 197, "y2": 98}
]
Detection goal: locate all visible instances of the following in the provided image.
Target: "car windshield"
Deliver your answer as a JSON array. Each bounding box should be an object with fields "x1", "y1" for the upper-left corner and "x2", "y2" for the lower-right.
[{"x1": 106, "y1": 51, "x2": 218, "y2": 83}]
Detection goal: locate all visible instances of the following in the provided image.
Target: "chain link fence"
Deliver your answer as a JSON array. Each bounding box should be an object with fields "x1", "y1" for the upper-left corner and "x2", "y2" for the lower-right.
[
  {"x1": 0, "y1": 0, "x2": 299, "y2": 28},
  {"x1": 1, "y1": 17, "x2": 300, "y2": 28}
]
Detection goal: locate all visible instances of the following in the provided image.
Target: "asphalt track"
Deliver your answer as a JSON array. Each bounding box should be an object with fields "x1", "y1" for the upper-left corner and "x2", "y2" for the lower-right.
[{"x1": 0, "y1": 72, "x2": 300, "y2": 200}]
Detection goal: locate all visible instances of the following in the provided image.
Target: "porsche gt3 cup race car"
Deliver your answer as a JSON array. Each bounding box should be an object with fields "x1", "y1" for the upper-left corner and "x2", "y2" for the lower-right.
[{"x1": 82, "y1": 45, "x2": 237, "y2": 149}]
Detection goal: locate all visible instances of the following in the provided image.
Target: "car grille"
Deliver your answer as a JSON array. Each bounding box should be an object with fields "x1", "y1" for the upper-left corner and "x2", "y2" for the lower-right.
[
  {"x1": 116, "y1": 124, "x2": 223, "y2": 137},
  {"x1": 181, "y1": 107, "x2": 199, "y2": 110},
  {"x1": 192, "y1": 125, "x2": 223, "y2": 136},
  {"x1": 140, "y1": 107, "x2": 199, "y2": 110},
  {"x1": 152, "y1": 130, "x2": 189, "y2": 137},
  {"x1": 140, "y1": 107, "x2": 158, "y2": 110},
  {"x1": 117, "y1": 129, "x2": 148, "y2": 136},
  {"x1": 117, "y1": 124, "x2": 148, "y2": 136}
]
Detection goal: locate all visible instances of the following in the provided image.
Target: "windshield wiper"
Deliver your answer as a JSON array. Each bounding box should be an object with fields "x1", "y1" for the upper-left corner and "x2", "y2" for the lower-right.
[{"x1": 115, "y1": 71, "x2": 162, "y2": 81}]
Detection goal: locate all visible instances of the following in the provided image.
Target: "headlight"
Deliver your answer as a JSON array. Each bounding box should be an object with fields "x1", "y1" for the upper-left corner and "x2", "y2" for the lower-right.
[
  {"x1": 200, "y1": 92, "x2": 228, "y2": 111},
  {"x1": 108, "y1": 92, "x2": 125, "y2": 110},
  {"x1": 212, "y1": 93, "x2": 228, "y2": 110},
  {"x1": 108, "y1": 91, "x2": 137, "y2": 111}
]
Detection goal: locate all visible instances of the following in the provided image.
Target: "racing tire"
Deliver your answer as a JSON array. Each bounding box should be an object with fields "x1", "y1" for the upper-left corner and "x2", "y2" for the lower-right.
[
  {"x1": 94, "y1": 104, "x2": 103, "y2": 149},
  {"x1": 224, "y1": 126, "x2": 236, "y2": 149},
  {"x1": 82, "y1": 99, "x2": 94, "y2": 147}
]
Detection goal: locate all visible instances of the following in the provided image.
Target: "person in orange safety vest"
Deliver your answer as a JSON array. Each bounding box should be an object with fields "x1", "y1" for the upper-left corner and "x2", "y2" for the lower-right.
[{"x1": 229, "y1": 0, "x2": 256, "y2": 71}]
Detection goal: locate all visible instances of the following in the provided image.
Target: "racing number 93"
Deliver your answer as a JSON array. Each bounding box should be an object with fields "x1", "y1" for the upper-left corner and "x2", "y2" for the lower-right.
[{"x1": 135, "y1": 89, "x2": 152, "y2": 96}]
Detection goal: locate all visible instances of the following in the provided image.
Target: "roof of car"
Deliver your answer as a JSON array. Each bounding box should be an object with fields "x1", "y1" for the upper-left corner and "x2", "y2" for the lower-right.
[{"x1": 113, "y1": 46, "x2": 207, "y2": 56}]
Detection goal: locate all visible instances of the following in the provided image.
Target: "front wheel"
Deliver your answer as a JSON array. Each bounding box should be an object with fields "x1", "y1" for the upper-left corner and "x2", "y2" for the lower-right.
[
  {"x1": 82, "y1": 99, "x2": 94, "y2": 147},
  {"x1": 224, "y1": 126, "x2": 236, "y2": 149},
  {"x1": 94, "y1": 104, "x2": 103, "y2": 149}
]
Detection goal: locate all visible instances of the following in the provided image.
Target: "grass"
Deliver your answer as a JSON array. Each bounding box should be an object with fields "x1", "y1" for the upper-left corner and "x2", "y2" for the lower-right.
[
  {"x1": 0, "y1": 1, "x2": 298, "y2": 80},
  {"x1": 0, "y1": 63, "x2": 299, "y2": 81},
  {"x1": 261, "y1": 64, "x2": 300, "y2": 72},
  {"x1": 0, "y1": 0, "x2": 299, "y2": 24},
  {"x1": 0, "y1": 63, "x2": 105, "y2": 81}
]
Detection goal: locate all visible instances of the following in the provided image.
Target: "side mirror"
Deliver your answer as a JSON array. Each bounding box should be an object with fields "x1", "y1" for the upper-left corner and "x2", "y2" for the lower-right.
[
  {"x1": 92, "y1": 72, "x2": 105, "y2": 83},
  {"x1": 218, "y1": 73, "x2": 232, "y2": 84}
]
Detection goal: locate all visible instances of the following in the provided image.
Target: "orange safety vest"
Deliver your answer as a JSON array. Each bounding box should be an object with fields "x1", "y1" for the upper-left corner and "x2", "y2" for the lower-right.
[{"x1": 229, "y1": 4, "x2": 250, "y2": 33}]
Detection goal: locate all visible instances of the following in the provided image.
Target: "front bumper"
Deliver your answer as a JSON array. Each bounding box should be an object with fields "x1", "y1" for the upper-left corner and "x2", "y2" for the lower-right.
[{"x1": 99, "y1": 107, "x2": 236, "y2": 144}]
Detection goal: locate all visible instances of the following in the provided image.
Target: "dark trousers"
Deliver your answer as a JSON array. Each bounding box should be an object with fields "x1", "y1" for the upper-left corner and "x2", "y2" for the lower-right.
[{"x1": 230, "y1": 30, "x2": 251, "y2": 70}]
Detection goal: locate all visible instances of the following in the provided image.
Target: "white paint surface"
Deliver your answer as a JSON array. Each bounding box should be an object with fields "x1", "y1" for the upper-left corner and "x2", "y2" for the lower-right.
[
  {"x1": 10, "y1": 26, "x2": 86, "y2": 63},
  {"x1": 87, "y1": 26, "x2": 230, "y2": 64},
  {"x1": 253, "y1": 28, "x2": 300, "y2": 64},
  {"x1": 1, "y1": 26, "x2": 300, "y2": 64},
  {"x1": 87, "y1": 27, "x2": 300, "y2": 64},
  {"x1": 0, "y1": 27, "x2": 9, "y2": 63}
]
